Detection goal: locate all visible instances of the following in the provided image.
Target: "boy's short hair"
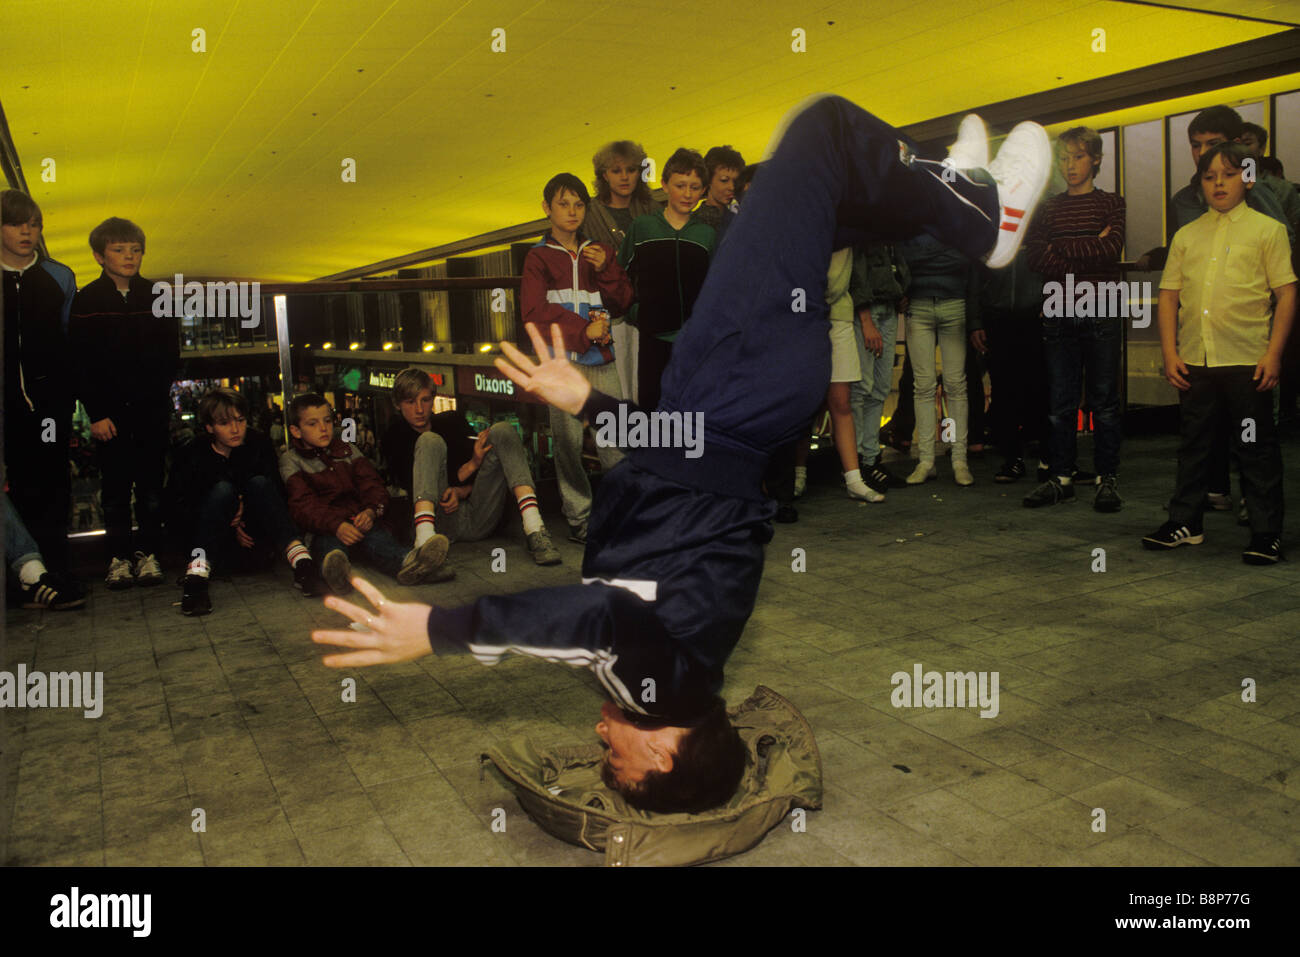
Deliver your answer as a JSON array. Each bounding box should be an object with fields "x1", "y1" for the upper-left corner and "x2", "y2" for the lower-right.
[
  {"x1": 89, "y1": 217, "x2": 146, "y2": 255},
  {"x1": 1, "y1": 189, "x2": 42, "y2": 227},
  {"x1": 1196, "y1": 141, "x2": 1251, "y2": 177},
  {"x1": 198, "y1": 387, "x2": 249, "y2": 427},
  {"x1": 610, "y1": 698, "x2": 746, "y2": 815},
  {"x1": 703, "y1": 145, "x2": 746, "y2": 185},
  {"x1": 288, "y1": 392, "x2": 331, "y2": 427},
  {"x1": 1241, "y1": 121, "x2": 1268, "y2": 151},
  {"x1": 735, "y1": 163, "x2": 762, "y2": 202},
  {"x1": 591, "y1": 140, "x2": 654, "y2": 206},
  {"x1": 1058, "y1": 126, "x2": 1104, "y2": 177},
  {"x1": 662, "y1": 147, "x2": 707, "y2": 185},
  {"x1": 1260, "y1": 156, "x2": 1284, "y2": 178},
  {"x1": 1188, "y1": 105, "x2": 1243, "y2": 142},
  {"x1": 391, "y1": 368, "x2": 432, "y2": 406},
  {"x1": 543, "y1": 173, "x2": 590, "y2": 207}
]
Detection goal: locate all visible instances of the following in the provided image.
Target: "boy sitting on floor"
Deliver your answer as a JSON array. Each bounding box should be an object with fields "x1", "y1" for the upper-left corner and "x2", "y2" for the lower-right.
[{"x1": 280, "y1": 393, "x2": 452, "y2": 594}]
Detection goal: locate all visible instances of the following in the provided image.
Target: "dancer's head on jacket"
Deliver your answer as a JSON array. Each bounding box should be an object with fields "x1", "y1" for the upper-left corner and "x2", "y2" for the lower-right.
[{"x1": 596, "y1": 697, "x2": 745, "y2": 814}]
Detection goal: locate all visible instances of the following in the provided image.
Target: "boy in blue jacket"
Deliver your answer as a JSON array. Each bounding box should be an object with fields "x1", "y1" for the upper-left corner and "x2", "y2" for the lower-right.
[{"x1": 313, "y1": 95, "x2": 1052, "y2": 815}]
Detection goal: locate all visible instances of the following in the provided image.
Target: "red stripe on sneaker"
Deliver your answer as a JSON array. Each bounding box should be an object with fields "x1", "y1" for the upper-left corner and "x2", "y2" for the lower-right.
[{"x1": 1004, "y1": 206, "x2": 1025, "y2": 217}]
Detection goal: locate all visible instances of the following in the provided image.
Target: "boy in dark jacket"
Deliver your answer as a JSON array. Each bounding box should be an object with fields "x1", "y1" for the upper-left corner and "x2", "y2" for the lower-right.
[
  {"x1": 69, "y1": 217, "x2": 178, "y2": 590},
  {"x1": 170, "y1": 387, "x2": 322, "y2": 615},
  {"x1": 380, "y1": 369, "x2": 562, "y2": 566},
  {"x1": 281, "y1": 394, "x2": 451, "y2": 594},
  {"x1": 3, "y1": 190, "x2": 78, "y2": 577},
  {"x1": 620, "y1": 148, "x2": 716, "y2": 409}
]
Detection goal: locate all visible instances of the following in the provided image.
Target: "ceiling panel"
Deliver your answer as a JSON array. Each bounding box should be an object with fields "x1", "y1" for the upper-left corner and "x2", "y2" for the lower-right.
[{"x1": 3, "y1": 0, "x2": 1296, "y2": 281}]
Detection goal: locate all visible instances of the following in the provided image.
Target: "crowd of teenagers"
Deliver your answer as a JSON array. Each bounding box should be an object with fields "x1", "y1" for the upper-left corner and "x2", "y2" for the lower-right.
[{"x1": 3, "y1": 102, "x2": 1298, "y2": 621}]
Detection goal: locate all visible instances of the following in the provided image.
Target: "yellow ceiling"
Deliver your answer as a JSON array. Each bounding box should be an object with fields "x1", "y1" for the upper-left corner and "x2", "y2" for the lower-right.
[{"x1": 4, "y1": 0, "x2": 1298, "y2": 282}]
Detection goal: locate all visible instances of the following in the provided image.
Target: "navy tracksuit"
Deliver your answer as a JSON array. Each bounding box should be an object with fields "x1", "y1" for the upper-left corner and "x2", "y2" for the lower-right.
[{"x1": 427, "y1": 96, "x2": 1001, "y2": 724}]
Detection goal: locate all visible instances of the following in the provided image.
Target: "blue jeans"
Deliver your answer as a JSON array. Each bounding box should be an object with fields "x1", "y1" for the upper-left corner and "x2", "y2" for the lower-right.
[
  {"x1": 1043, "y1": 316, "x2": 1122, "y2": 477},
  {"x1": 194, "y1": 475, "x2": 300, "y2": 572},
  {"x1": 6, "y1": 493, "x2": 43, "y2": 574},
  {"x1": 310, "y1": 524, "x2": 410, "y2": 578},
  {"x1": 851, "y1": 303, "x2": 899, "y2": 463}
]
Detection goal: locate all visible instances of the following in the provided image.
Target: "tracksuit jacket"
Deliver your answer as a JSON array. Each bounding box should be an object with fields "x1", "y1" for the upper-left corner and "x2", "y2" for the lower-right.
[
  {"x1": 425, "y1": 389, "x2": 766, "y2": 726},
  {"x1": 618, "y1": 211, "x2": 715, "y2": 342},
  {"x1": 520, "y1": 232, "x2": 633, "y2": 364},
  {"x1": 280, "y1": 435, "x2": 389, "y2": 537},
  {"x1": 69, "y1": 272, "x2": 179, "y2": 422}
]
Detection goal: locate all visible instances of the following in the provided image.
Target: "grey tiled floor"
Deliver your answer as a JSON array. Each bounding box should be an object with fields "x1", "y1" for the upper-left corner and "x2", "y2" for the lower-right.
[{"x1": 4, "y1": 432, "x2": 1299, "y2": 866}]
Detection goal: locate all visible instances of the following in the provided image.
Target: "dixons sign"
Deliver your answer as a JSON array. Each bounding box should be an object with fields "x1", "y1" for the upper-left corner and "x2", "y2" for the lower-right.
[{"x1": 456, "y1": 367, "x2": 543, "y2": 403}]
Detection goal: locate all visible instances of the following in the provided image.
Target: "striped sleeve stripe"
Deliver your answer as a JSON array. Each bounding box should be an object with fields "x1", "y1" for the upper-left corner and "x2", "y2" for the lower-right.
[{"x1": 465, "y1": 642, "x2": 641, "y2": 712}]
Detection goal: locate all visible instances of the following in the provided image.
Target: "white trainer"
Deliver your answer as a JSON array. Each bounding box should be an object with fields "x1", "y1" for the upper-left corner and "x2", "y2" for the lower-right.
[
  {"x1": 945, "y1": 114, "x2": 989, "y2": 172},
  {"x1": 133, "y1": 551, "x2": 164, "y2": 586},
  {"x1": 105, "y1": 557, "x2": 135, "y2": 590},
  {"x1": 983, "y1": 121, "x2": 1052, "y2": 268}
]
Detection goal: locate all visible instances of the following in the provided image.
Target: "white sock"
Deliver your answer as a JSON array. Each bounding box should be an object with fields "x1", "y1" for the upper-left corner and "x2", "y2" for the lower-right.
[
  {"x1": 516, "y1": 493, "x2": 543, "y2": 535},
  {"x1": 186, "y1": 557, "x2": 211, "y2": 579},
  {"x1": 1057, "y1": 475, "x2": 1072, "y2": 486},
  {"x1": 845, "y1": 470, "x2": 872, "y2": 494},
  {"x1": 18, "y1": 559, "x2": 46, "y2": 586},
  {"x1": 414, "y1": 508, "x2": 437, "y2": 546}
]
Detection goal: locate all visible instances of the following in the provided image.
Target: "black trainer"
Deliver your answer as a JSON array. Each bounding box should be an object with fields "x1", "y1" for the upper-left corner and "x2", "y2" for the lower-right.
[
  {"x1": 1072, "y1": 468, "x2": 1099, "y2": 486},
  {"x1": 1242, "y1": 535, "x2": 1282, "y2": 565},
  {"x1": 1142, "y1": 522, "x2": 1204, "y2": 550},
  {"x1": 293, "y1": 558, "x2": 325, "y2": 596},
  {"x1": 181, "y1": 574, "x2": 212, "y2": 616},
  {"x1": 995, "y1": 458, "x2": 1025, "y2": 483},
  {"x1": 20, "y1": 572, "x2": 87, "y2": 611},
  {"x1": 1023, "y1": 477, "x2": 1074, "y2": 508},
  {"x1": 858, "y1": 459, "x2": 890, "y2": 493},
  {"x1": 1094, "y1": 474, "x2": 1122, "y2": 513},
  {"x1": 774, "y1": 505, "x2": 798, "y2": 523}
]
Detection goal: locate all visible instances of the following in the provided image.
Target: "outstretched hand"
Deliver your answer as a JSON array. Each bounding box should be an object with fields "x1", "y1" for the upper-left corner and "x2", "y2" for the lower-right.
[
  {"x1": 312, "y1": 575, "x2": 435, "y2": 668},
  {"x1": 495, "y1": 323, "x2": 593, "y2": 417}
]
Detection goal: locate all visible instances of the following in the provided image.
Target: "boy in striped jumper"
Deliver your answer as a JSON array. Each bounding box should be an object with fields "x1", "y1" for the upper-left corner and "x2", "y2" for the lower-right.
[{"x1": 1023, "y1": 127, "x2": 1127, "y2": 513}]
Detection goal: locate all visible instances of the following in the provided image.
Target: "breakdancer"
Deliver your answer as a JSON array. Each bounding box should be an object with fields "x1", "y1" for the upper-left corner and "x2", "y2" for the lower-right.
[{"x1": 313, "y1": 95, "x2": 1051, "y2": 813}]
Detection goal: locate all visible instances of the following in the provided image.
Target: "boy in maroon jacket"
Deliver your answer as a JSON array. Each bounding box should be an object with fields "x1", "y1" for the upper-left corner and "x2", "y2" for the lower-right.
[
  {"x1": 521, "y1": 172, "x2": 634, "y2": 544},
  {"x1": 279, "y1": 394, "x2": 452, "y2": 595}
]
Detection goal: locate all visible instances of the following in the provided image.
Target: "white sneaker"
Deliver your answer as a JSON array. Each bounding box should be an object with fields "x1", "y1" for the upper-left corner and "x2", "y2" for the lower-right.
[
  {"x1": 906, "y1": 461, "x2": 938, "y2": 485},
  {"x1": 953, "y1": 461, "x2": 975, "y2": 486},
  {"x1": 106, "y1": 557, "x2": 135, "y2": 590},
  {"x1": 983, "y1": 121, "x2": 1052, "y2": 268},
  {"x1": 133, "y1": 551, "x2": 163, "y2": 586},
  {"x1": 945, "y1": 114, "x2": 989, "y2": 172}
]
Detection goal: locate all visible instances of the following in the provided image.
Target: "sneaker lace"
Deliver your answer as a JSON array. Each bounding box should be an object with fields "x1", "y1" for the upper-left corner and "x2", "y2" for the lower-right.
[{"x1": 987, "y1": 131, "x2": 1037, "y2": 189}]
